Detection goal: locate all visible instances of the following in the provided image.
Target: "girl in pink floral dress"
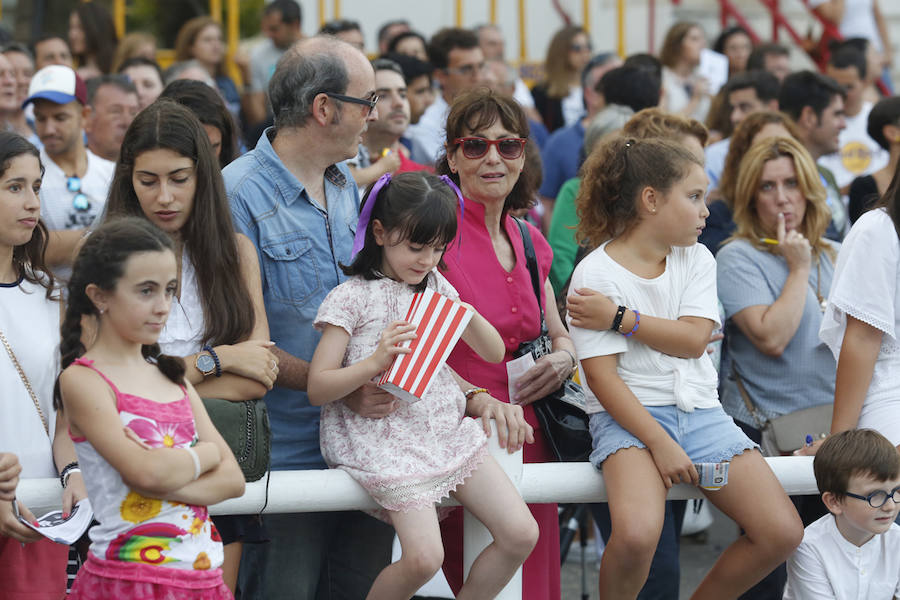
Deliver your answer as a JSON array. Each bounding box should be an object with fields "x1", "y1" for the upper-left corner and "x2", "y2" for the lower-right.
[
  {"x1": 308, "y1": 172, "x2": 538, "y2": 600},
  {"x1": 55, "y1": 218, "x2": 245, "y2": 599}
]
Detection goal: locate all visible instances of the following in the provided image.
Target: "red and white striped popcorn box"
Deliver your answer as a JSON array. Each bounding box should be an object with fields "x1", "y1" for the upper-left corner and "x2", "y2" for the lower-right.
[{"x1": 378, "y1": 288, "x2": 473, "y2": 403}]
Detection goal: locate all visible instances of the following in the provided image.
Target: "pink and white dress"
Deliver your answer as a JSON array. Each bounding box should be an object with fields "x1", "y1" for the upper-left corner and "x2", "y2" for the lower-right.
[
  {"x1": 313, "y1": 272, "x2": 487, "y2": 517},
  {"x1": 68, "y1": 358, "x2": 231, "y2": 600}
]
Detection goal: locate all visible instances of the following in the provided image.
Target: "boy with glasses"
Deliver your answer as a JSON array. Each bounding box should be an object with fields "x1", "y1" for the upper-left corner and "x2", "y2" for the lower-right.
[{"x1": 784, "y1": 429, "x2": 900, "y2": 599}]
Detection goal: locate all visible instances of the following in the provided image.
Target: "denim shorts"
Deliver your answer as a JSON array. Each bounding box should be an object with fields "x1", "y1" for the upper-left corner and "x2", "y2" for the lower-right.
[{"x1": 588, "y1": 404, "x2": 758, "y2": 470}]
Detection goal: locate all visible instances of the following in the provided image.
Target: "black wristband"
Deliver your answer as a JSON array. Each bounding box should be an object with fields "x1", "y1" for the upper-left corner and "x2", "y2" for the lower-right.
[
  {"x1": 203, "y1": 344, "x2": 222, "y2": 377},
  {"x1": 611, "y1": 306, "x2": 627, "y2": 332}
]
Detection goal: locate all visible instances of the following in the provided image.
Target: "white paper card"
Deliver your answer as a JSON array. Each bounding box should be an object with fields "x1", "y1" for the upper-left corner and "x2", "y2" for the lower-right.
[{"x1": 506, "y1": 353, "x2": 535, "y2": 404}]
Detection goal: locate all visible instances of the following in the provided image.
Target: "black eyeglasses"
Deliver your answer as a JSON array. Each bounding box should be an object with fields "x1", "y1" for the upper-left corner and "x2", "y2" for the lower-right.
[
  {"x1": 454, "y1": 137, "x2": 527, "y2": 160},
  {"x1": 845, "y1": 485, "x2": 900, "y2": 508},
  {"x1": 67, "y1": 176, "x2": 90, "y2": 212},
  {"x1": 324, "y1": 92, "x2": 379, "y2": 115}
]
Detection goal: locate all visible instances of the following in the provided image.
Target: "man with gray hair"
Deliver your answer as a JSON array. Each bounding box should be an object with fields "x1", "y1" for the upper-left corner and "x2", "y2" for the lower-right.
[
  {"x1": 224, "y1": 36, "x2": 394, "y2": 599},
  {"x1": 84, "y1": 74, "x2": 139, "y2": 161}
]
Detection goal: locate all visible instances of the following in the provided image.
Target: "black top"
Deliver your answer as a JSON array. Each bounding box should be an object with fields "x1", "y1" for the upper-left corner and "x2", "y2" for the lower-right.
[
  {"x1": 530, "y1": 83, "x2": 567, "y2": 134},
  {"x1": 848, "y1": 174, "x2": 880, "y2": 225}
]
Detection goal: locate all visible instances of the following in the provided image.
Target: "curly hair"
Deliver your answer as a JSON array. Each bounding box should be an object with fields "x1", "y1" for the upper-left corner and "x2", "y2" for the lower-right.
[{"x1": 576, "y1": 136, "x2": 702, "y2": 248}]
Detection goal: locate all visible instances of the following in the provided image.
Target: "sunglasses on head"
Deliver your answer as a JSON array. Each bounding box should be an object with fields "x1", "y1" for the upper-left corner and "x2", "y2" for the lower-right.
[
  {"x1": 453, "y1": 137, "x2": 527, "y2": 160},
  {"x1": 67, "y1": 176, "x2": 90, "y2": 212}
]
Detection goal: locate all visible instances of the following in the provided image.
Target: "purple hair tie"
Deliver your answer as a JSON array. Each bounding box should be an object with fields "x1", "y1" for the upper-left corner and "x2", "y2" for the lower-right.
[
  {"x1": 439, "y1": 175, "x2": 465, "y2": 216},
  {"x1": 351, "y1": 173, "x2": 392, "y2": 258},
  {"x1": 440, "y1": 175, "x2": 465, "y2": 256}
]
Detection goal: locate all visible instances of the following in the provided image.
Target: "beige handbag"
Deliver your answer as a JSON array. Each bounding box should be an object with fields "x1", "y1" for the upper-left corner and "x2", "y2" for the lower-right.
[{"x1": 733, "y1": 367, "x2": 832, "y2": 456}]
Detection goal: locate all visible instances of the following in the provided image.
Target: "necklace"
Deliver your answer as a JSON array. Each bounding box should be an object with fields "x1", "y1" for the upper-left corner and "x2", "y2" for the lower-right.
[{"x1": 811, "y1": 256, "x2": 827, "y2": 312}]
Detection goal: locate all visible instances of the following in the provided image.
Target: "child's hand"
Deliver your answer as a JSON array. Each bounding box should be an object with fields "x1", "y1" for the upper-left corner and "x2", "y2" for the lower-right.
[
  {"x1": 567, "y1": 288, "x2": 616, "y2": 331},
  {"x1": 369, "y1": 321, "x2": 416, "y2": 372},
  {"x1": 647, "y1": 437, "x2": 699, "y2": 488}
]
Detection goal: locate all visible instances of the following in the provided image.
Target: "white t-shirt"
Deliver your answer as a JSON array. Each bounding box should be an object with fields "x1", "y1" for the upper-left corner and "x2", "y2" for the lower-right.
[
  {"x1": 808, "y1": 0, "x2": 884, "y2": 52},
  {"x1": 560, "y1": 85, "x2": 584, "y2": 129},
  {"x1": 249, "y1": 38, "x2": 286, "y2": 94},
  {"x1": 818, "y1": 102, "x2": 889, "y2": 189},
  {"x1": 820, "y1": 208, "x2": 900, "y2": 444},
  {"x1": 406, "y1": 94, "x2": 449, "y2": 165},
  {"x1": 784, "y1": 513, "x2": 900, "y2": 600},
  {"x1": 567, "y1": 242, "x2": 721, "y2": 414},
  {"x1": 39, "y1": 147, "x2": 114, "y2": 232},
  {"x1": 0, "y1": 277, "x2": 60, "y2": 479},
  {"x1": 662, "y1": 66, "x2": 711, "y2": 124}
]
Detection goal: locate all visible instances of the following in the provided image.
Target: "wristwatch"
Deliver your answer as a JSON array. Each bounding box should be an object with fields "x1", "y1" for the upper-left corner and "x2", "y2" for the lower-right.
[{"x1": 195, "y1": 352, "x2": 216, "y2": 377}]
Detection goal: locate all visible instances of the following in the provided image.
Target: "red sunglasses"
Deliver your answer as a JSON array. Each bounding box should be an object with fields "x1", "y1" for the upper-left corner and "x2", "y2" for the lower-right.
[{"x1": 454, "y1": 137, "x2": 527, "y2": 160}]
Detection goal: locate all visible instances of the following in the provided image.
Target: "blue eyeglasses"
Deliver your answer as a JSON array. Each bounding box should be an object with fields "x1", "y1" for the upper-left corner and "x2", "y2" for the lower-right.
[
  {"x1": 845, "y1": 485, "x2": 900, "y2": 508},
  {"x1": 67, "y1": 176, "x2": 90, "y2": 212}
]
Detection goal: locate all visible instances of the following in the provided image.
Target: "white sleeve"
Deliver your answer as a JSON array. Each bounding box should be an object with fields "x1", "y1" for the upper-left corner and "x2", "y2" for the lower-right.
[
  {"x1": 783, "y1": 541, "x2": 838, "y2": 600},
  {"x1": 820, "y1": 210, "x2": 900, "y2": 357},
  {"x1": 566, "y1": 257, "x2": 628, "y2": 359},
  {"x1": 678, "y1": 245, "x2": 721, "y2": 326},
  {"x1": 513, "y1": 78, "x2": 535, "y2": 108}
]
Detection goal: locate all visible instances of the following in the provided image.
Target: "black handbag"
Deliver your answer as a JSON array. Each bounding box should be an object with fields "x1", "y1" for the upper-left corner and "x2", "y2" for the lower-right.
[
  {"x1": 513, "y1": 219, "x2": 593, "y2": 462},
  {"x1": 202, "y1": 397, "x2": 271, "y2": 482}
]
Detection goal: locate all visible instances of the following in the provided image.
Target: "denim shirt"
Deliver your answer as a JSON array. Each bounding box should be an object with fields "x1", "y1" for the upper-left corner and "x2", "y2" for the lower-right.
[{"x1": 224, "y1": 127, "x2": 359, "y2": 470}]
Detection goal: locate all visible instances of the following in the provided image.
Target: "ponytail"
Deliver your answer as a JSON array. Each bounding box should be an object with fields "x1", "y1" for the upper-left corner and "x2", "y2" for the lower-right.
[{"x1": 576, "y1": 135, "x2": 703, "y2": 249}]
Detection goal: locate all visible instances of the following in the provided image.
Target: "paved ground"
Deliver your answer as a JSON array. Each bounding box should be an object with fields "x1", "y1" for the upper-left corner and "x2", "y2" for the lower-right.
[{"x1": 561, "y1": 501, "x2": 739, "y2": 599}]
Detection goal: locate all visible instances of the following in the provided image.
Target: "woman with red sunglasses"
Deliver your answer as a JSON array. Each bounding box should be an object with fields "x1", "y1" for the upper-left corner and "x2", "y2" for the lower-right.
[{"x1": 435, "y1": 87, "x2": 575, "y2": 600}]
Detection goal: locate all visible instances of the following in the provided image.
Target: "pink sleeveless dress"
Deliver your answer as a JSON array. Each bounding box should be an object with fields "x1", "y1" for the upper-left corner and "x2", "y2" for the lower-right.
[{"x1": 67, "y1": 358, "x2": 231, "y2": 600}]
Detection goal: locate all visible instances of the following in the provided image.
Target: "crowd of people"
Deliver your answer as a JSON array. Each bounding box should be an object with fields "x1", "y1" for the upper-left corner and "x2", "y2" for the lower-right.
[{"x1": 3, "y1": 0, "x2": 900, "y2": 599}]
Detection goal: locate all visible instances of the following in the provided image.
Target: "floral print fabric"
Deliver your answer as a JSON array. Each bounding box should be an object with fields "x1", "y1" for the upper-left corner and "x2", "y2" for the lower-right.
[{"x1": 313, "y1": 273, "x2": 488, "y2": 517}]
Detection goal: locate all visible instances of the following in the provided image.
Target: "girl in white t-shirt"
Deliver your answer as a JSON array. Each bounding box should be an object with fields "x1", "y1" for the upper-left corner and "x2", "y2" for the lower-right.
[
  {"x1": 0, "y1": 132, "x2": 86, "y2": 598},
  {"x1": 566, "y1": 136, "x2": 802, "y2": 599}
]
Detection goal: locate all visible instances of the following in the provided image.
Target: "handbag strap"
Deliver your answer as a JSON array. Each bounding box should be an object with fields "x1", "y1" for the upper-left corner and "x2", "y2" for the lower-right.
[
  {"x1": 513, "y1": 217, "x2": 548, "y2": 336},
  {"x1": 0, "y1": 328, "x2": 49, "y2": 436},
  {"x1": 731, "y1": 365, "x2": 767, "y2": 430}
]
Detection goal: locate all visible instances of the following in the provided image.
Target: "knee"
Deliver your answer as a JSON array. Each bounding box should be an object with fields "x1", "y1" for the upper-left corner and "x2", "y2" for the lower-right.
[
  {"x1": 607, "y1": 523, "x2": 660, "y2": 568},
  {"x1": 495, "y1": 513, "x2": 539, "y2": 562},
  {"x1": 749, "y1": 509, "x2": 804, "y2": 561},
  {"x1": 400, "y1": 543, "x2": 444, "y2": 583}
]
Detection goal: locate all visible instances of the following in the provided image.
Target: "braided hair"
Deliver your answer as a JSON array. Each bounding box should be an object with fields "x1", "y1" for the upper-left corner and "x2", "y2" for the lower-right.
[{"x1": 54, "y1": 217, "x2": 185, "y2": 410}]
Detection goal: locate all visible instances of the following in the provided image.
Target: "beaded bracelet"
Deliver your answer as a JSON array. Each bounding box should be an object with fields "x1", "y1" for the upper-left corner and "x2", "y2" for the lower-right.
[
  {"x1": 202, "y1": 344, "x2": 222, "y2": 377},
  {"x1": 622, "y1": 310, "x2": 641, "y2": 338},
  {"x1": 464, "y1": 387, "x2": 489, "y2": 401},
  {"x1": 59, "y1": 461, "x2": 79, "y2": 489}
]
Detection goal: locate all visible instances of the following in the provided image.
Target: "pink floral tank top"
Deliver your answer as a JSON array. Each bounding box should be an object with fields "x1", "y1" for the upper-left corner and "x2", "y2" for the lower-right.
[{"x1": 69, "y1": 358, "x2": 223, "y2": 571}]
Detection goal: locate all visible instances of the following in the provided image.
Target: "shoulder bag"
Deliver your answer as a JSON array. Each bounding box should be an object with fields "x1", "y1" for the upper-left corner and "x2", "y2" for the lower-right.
[
  {"x1": 202, "y1": 397, "x2": 270, "y2": 482},
  {"x1": 513, "y1": 218, "x2": 592, "y2": 462},
  {"x1": 732, "y1": 366, "x2": 832, "y2": 456}
]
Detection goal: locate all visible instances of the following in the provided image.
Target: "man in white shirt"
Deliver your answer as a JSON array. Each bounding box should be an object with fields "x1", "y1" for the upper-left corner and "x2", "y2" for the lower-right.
[
  {"x1": 785, "y1": 429, "x2": 900, "y2": 599},
  {"x1": 820, "y1": 45, "x2": 889, "y2": 191},
  {"x1": 407, "y1": 28, "x2": 489, "y2": 165},
  {"x1": 24, "y1": 65, "x2": 114, "y2": 267}
]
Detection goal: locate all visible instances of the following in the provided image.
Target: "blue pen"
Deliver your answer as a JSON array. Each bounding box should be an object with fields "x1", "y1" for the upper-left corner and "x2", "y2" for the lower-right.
[{"x1": 805, "y1": 434, "x2": 814, "y2": 447}]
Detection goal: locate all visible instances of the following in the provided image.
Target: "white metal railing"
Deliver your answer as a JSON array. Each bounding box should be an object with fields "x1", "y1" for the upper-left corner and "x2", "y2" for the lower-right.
[{"x1": 16, "y1": 421, "x2": 818, "y2": 599}]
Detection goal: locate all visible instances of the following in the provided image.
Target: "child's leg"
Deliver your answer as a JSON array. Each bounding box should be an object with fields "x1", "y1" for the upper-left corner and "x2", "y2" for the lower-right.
[
  {"x1": 597, "y1": 447, "x2": 668, "y2": 600},
  {"x1": 366, "y1": 507, "x2": 443, "y2": 600},
  {"x1": 692, "y1": 449, "x2": 803, "y2": 600},
  {"x1": 449, "y1": 455, "x2": 539, "y2": 600}
]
